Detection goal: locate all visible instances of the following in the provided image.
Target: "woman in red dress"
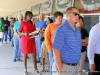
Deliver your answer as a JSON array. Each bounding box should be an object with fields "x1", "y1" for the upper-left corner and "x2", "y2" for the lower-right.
[{"x1": 19, "y1": 11, "x2": 39, "y2": 74}]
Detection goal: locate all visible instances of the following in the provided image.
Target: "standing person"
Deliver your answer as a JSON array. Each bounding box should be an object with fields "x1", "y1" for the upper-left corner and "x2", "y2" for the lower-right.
[
  {"x1": 46, "y1": 18, "x2": 53, "y2": 26},
  {"x1": 4, "y1": 16, "x2": 10, "y2": 43},
  {"x1": 13, "y1": 18, "x2": 16, "y2": 22},
  {"x1": 32, "y1": 18, "x2": 35, "y2": 25},
  {"x1": 40, "y1": 36, "x2": 48, "y2": 72},
  {"x1": 11, "y1": 18, "x2": 16, "y2": 47},
  {"x1": 87, "y1": 23, "x2": 100, "y2": 74},
  {"x1": 0, "y1": 17, "x2": 4, "y2": 45},
  {"x1": 76, "y1": 16, "x2": 88, "y2": 75},
  {"x1": 35, "y1": 13, "x2": 46, "y2": 62},
  {"x1": 52, "y1": 7, "x2": 81, "y2": 75},
  {"x1": 40, "y1": 18, "x2": 53, "y2": 72},
  {"x1": 45, "y1": 11, "x2": 63, "y2": 75},
  {"x1": 19, "y1": 11, "x2": 39, "y2": 74},
  {"x1": 13, "y1": 14, "x2": 23, "y2": 62}
]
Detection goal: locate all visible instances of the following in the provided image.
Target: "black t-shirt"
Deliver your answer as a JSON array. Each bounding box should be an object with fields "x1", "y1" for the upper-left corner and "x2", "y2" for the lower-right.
[
  {"x1": 81, "y1": 28, "x2": 89, "y2": 52},
  {"x1": 4, "y1": 20, "x2": 10, "y2": 31}
]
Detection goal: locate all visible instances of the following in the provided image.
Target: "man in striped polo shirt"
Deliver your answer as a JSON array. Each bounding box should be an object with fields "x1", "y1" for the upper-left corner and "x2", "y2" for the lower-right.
[{"x1": 52, "y1": 7, "x2": 81, "y2": 75}]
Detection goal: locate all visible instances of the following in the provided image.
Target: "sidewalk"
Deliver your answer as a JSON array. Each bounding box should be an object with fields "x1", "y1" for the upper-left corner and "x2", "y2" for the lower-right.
[{"x1": 0, "y1": 43, "x2": 88, "y2": 75}]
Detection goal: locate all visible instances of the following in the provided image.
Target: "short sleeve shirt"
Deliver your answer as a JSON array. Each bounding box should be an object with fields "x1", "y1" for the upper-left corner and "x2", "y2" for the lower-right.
[
  {"x1": 81, "y1": 28, "x2": 89, "y2": 52},
  {"x1": 35, "y1": 20, "x2": 46, "y2": 28},
  {"x1": 52, "y1": 21, "x2": 82, "y2": 63},
  {"x1": 13, "y1": 21, "x2": 21, "y2": 35},
  {"x1": 4, "y1": 20, "x2": 10, "y2": 31}
]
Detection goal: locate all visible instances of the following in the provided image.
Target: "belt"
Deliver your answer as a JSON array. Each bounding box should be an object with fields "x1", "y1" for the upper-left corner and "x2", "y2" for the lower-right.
[
  {"x1": 95, "y1": 54, "x2": 100, "y2": 56},
  {"x1": 62, "y1": 62, "x2": 77, "y2": 66}
]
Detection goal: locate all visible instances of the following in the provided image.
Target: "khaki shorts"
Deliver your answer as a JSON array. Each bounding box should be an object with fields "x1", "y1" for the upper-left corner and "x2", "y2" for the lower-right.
[{"x1": 52, "y1": 62, "x2": 79, "y2": 75}]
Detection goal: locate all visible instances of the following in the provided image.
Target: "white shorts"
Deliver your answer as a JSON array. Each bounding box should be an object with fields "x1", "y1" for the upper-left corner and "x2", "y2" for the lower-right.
[{"x1": 0, "y1": 32, "x2": 3, "y2": 38}]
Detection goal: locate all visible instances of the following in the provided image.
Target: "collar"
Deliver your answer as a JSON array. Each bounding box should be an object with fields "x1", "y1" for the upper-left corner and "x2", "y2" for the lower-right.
[
  {"x1": 39, "y1": 20, "x2": 44, "y2": 22},
  {"x1": 64, "y1": 20, "x2": 77, "y2": 31},
  {"x1": 24, "y1": 20, "x2": 32, "y2": 23}
]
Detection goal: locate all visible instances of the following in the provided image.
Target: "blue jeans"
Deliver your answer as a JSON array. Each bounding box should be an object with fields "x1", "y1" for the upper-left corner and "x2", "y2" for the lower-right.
[
  {"x1": 8, "y1": 27, "x2": 11, "y2": 41},
  {"x1": 35, "y1": 36, "x2": 42, "y2": 61},
  {"x1": 4, "y1": 31, "x2": 8, "y2": 42},
  {"x1": 48, "y1": 50, "x2": 54, "y2": 75},
  {"x1": 13, "y1": 35, "x2": 21, "y2": 59},
  {"x1": 0, "y1": 38, "x2": 1, "y2": 42},
  {"x1": 11, "y1": 37, "x2": 14, "y2": 47}
]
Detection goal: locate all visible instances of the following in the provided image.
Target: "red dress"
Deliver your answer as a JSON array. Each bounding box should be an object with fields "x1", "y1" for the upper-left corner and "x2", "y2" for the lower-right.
[{"x1": 19, "y1": 20, "x2": 36, "y2": 54}]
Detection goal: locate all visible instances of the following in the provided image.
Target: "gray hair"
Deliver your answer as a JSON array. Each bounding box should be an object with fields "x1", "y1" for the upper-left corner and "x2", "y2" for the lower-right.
[{"x1": 17, "y1": 14, "x2": 23, "y2": 19}]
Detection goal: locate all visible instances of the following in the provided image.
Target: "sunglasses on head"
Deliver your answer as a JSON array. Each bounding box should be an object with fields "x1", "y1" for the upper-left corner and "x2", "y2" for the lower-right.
[{"x1": 68, "y1": 12, "x2": 80, "y2": 16}]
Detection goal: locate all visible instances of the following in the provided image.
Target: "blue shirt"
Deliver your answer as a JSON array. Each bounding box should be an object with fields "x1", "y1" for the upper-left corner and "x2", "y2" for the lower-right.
[
  {"x1": 13, "y1": 21, "x2": 21, "y2": 35},
  {"x1": 35, "y1": 20, "x2": 46, "y2": 28},
  {"x1": 52, "y1": 21, "x2": 82, "y2": 63}
]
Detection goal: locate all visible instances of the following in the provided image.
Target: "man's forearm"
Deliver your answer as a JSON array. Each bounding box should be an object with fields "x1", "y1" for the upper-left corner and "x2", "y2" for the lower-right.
[
  {"x1": 36, "y1": 28, "x2": 42, "y2": 31},
  {"x1": 82, "y1": 37, "x2": 88, "y2": 43},
  {"x1": 82, "y1": 42, "x2": 88, "y2": 46},
  {"x1": 82, "y1": 39, "x2": 86, "y2": 43},
  {"x1": 18, "y1": 32, "x2": 25, "y2": 36},
  {"x1": 14, "y1": 30, "x2": 21, "y2": 38},
  {"x1": 53, "y1": 48, "x2": 63, "y2": 71}
]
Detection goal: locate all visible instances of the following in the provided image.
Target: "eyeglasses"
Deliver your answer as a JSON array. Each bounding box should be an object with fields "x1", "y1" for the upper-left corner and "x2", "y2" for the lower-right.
[{"x1": 68, "y1": 12, "x2": 80, "y2": 16}]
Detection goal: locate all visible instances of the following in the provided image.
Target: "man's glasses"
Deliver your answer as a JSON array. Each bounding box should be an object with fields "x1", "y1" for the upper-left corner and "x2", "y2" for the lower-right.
[{"x1": 68, "y1": 12, "x2": 80, "y2": 16}]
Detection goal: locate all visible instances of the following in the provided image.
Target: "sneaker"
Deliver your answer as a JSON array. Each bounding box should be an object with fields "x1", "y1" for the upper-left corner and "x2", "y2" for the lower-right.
[
  {"x1": 0, "y1": 43, "x2": 4, "y2": 46},
  {"x1": 17, "y1": 59, "x2": 22, "y2": 62},
  {"x1": 13, "y1": 59, "x2": 16, "y2": 62},
  {"x1": 4, "y1": 42, "x2": 7, "y2": 44}
]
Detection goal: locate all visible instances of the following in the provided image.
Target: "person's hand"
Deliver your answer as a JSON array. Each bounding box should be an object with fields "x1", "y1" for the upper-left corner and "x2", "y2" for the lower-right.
[
  {"x1": 33, "y1": 33, "x2": 38, "y2": 36},
  {"x1": 24, "y1": 33, "x2": 28, "y2": 36},
  {"x1": 57, "y1": 65, "x2": 63, "y2": 72},
  {"x1": 4, "y1": 24, "x2": 7, "y2": 26},
  {"x1": 58, "y1": 67, "x2": 63, "y2": 71},
  {"x1": 17, "y1": 35, "x2": 21, "y2": 40},
  {"x1": 89, "y1": 64, "x2": 95, "y2": 72}
]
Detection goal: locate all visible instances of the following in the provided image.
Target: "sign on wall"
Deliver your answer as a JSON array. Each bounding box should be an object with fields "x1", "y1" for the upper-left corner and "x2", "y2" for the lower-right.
[
  {"x1": 41, "y1": 0, "x2": 52, "y2": 15},
  {"x1": 55, "y1": 0, "x2": 74, "y2": 13},
  {"x1": 78, "y1": 0, "x2": 100, "y2": 13}
]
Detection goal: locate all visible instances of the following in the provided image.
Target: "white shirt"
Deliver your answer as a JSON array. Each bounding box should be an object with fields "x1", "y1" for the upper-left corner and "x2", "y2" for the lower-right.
[{"x1": 87, "y1": 23, "x2": 100, "y2": 64}]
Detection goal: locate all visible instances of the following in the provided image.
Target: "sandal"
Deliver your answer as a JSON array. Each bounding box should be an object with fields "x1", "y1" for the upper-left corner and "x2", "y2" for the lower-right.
[
  {"x1": 34, "y1": 69, "x2": 40, "y2": 74},
  {"x1": 41, "y1": 67, "x2": 45, "y2": 72},
  {"x1": 24, "y1": 69, "x2": 28, "y2": 75},
  {"x1": 40, "y1": 70, "x2": 45, "y2": 72}
]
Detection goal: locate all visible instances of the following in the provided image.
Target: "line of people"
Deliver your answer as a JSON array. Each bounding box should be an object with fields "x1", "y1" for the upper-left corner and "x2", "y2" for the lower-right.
[
  {"x1": 1, "y1": 6, "x2": 98, "y2": 75},
  {"x1": 0, "y1": 17, "x2": 16, "y2": 46},
  {"x1": 44, "y1": 7, "x2": 89, "y2": 75},
  {"x1": 35, "y1": 7, "x2": 89, "y2": 75}
]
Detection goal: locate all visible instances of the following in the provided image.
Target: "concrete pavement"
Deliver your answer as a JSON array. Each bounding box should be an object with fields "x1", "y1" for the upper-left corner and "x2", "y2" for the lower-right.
[{"x1": 0, "y1": 43, "x2": 88, "y2": 75}]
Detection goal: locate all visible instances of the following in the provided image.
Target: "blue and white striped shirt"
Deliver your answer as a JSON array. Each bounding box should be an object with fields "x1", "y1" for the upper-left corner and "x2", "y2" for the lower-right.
[{"x1": 52, "y1": 21, "x2": 82, "y2": 63}]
